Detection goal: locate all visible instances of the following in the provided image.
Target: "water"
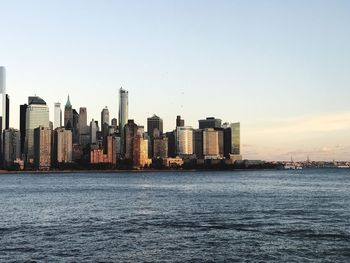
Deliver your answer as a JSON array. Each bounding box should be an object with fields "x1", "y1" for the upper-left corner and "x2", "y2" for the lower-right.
[{"x1": 1, "y1": 169, "x2": 350, "y2": 262}]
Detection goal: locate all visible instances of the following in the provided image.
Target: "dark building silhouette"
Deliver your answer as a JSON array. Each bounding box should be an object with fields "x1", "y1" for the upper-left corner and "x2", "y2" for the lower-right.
[
  {"x1": 73, "y1": 109, "x2": 79, "y2": 143},
  {"x1": 166, "y1": 131, "x2": 176, "y2": 158},
  {"x1": 147, "y1": 115, "x2": 163, "y2": 139},
  {"x1": 124, "y1": 120, "x2": 138, "y2": 160},
  {"x1": 20, "y1": 104, "x2": 27, "y2": 154},
  {"x1": 64, "y1": 95, "x2": 73, "y2": 129},
  {"x1": 176, "y1": 115, "x2": 184, "y2": 127},
  {"x1": 194, "y1": 129, "x2": 203, "y2": 159},
  {"x1": 5, "y1": 94, "x2": 9, "y2": 130},
  {"x1": 198, "y1": 117, "x2": 222, "y2": 129}
]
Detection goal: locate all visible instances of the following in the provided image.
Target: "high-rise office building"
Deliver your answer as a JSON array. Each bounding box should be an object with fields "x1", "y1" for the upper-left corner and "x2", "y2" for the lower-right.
[
  {"x1": 101, "y1": 106, "x2": 110, "y2": 148},
  {"x1": 0, "y1": 67, "x2": 7, "y2": 132},
  {"x1": 3, "y1": 128, "x2": 21, "y2": 168},
  {"x1": 231, "y1": 122, "x2": 240, "y2": 155},
  {"x1": 153, "y1": 136, "x2": 168, "y2": 159},
  {"x1": 5, "y1": 94, "x2": 9, "y2": 130},
  {"x1": 147, "y1": 114, "x2": 163, "y2": 139},
  {"x1": 166, "y1": 131, "x2": 176, "y2": 158},
  {"x1": 124, "y1": 119, "x2": 138, "y2": 160},
  {"x1": 118, "y1": 88, "x2": 128, "y2": 156},
  {"x1": 176, "y1": 115, "x2": 185, "y2": 127},
  {"x1": 78, "y1": 107, "x2": 90, "y2": 148},
  {"x1": 133, "y1": 129, "x2": 149, "y2": 168},
  {"x1": 25, "y1": 96, "x2": 50, "y2": 160},
  {"x1": 203, "y1": 128, "x2": 219, "y2": 159},
  {"x1": 54, "y1": 102, "x2": 62, "y2": 129},
  {"x1": 101, "y1": 106, "x2": 109, "y2": 126},
  {"x1": 64, "y1": 95, "x2": 73, "y2": 129},
  {"x1": 194, "y1": 129, "x2": 203, "y2": 159},
  {"x1": 53, "y1": 127, "x2": 72, "y2": 165},
  {"x1": 90, "y1": 119, "x2": 97, "y2": 144},
  {"x1": 199, "y1": 117, "x2": 222, "y2": 129},
  {"x1": 176, "y1": 126, "x2": 194, "y2": 156},
  {"x1": 34, "y1": 126, "x2": 52, "y2": 170},
  {"x1": 20, "y1": 104, "x2": 28, "y2": 154},
  {"x1": 72, "y1": 109, "x2": 79, "y2": 143}
]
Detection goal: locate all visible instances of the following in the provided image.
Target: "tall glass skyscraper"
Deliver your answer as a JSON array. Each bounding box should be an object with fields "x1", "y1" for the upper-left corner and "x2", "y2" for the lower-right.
[
  {"x1": 54, "y1": 102, "x2": 62, "y2": 129},
  {"x1": 25, "y1": 96, "x2": 50, "y2": 160},
  {"x1": 0, "y1": 66, "x2": 7, "y2": 131},
  {"x1": 230, "y1": 122, "x2": 240, "y2": 155},
  {"x1": 118, "y1": 88, "x2": 128, "y2": 156}
]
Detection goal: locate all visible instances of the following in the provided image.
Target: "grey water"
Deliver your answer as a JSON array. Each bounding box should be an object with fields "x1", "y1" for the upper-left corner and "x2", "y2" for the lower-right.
[{"x1": 0, "y1": 169, "x2": 350, "y2": 262}]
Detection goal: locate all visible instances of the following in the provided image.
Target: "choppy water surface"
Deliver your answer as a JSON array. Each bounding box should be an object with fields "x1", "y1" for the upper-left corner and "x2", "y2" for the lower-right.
[{"x1": 1, "y1": 169, "x2": 350, "y2": 262}]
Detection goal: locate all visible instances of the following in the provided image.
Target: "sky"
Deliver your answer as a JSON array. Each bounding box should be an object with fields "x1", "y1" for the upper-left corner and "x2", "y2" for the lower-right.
[{"x1": 0, "y1": 0, "x2": 350, "y2": 161}]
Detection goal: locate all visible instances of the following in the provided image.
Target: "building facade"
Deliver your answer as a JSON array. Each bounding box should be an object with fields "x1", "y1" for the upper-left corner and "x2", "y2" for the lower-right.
[
  {"x1": 25, "y1": 96, "x2": 50, "y2": 161},
  {"x1": 199, "y1": 117, "x2": 222, "y2": 129},
  {"x1": 34, "y1": 126, "x2": 51, "y2": 170},
  {"x1": 53, "y1": 128, "x2": 72, "y2": 164},
  {"x1": 3, "y1": 128, "x2": 21, "y2": 168},
  {"x1": 203, "y1": 128, "x2": 219, "y2": 159},
  {"x1": 64, "y1": 95, "x2": 73, "y2": 129},
  {"x1": 176, "y1": 126, "x2": 194, "y2": 156},
  {"x1": 118, "y1": 88, "x2": 128, "y2": 156},
  {"x1": 54, "y1": 102, "x2": 62, "y2": 129}
]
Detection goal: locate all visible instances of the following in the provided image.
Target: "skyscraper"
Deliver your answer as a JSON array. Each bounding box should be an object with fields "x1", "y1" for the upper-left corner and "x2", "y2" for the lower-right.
[
  {"x1": 53, "y1": 127, "x2": 72, "y2": 165},
  {"x1": 34, "y1": 126, "x2": 52, "y2": 170},
  {"x1": 118, "y1": 88, "x2": 128, "y2": 156},
  {"x1": 5, "y1": 94, "x2": 9, "y2": 130},
  {"x1": 199, "y1": 117, "x2": 222, "y2": 129},
  {"x1": 3, "y1": 128, "x2": 21, "y2": 168},
  {"x1": 231, "y1": 122, "x2": 240, "y2": 155},
  {"x1": 203, "y1": 128, "x2": 219, "y2": 159},
  {"x1": 176, "y1": 115, "x2": 185, "y2": 127},
  {"x1": 64, "y1": 95, "x2": 73, "y2": 129},
  {"x1": 124, "y1": 119, "x2": 138, "y2": 160},
  {"x1": 0, "y1": 67, "x2": 7, "y2": 132},
  {"x1": 90, "y1": 119, "x2": 97, "y2": 144},
  {"x1": 101, "y1": 106, "x2": 110, "y2": 146},
  {"x1": 176, "y1": 126, "x2": 194, "y2": 157},
  {"x1": 147, "y1": 114, "x2": 163, "y2": 139},
  {"x1": 25, "y1": 96, "x2": 50, "y2": 160},
  {"x1": 79, "y1": 107, "x2": 90, "y2": 148},
  {"x1": 20, "y1": 104, "x2": 28, "y2": 154},
  {"x1": 54, "y1": 102, "x2": 62, "y2": 129}
]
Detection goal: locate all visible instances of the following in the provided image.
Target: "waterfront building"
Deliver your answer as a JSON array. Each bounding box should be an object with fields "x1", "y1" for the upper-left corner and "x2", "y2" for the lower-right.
[
  {"x1": 162, "y1": 157, "x2": 184, "y2": 168},
  {"x1": 199, "y1": 117, "x2": 222, "y2": 129},
  {"x1": 0, "y1": 67, "x2": 7, "y2": 132},
  {"x1": 166, "y1": 131, "x2": 176, "y2": 158},
  {"x1": 231, "y1": 122, "x2": 240, "y2": 155},
  {"x1": 25, "y1": 96, "x2": 50, "y2": 161},
  {"x1": 54, "y1": 102, "x2": 62, "y2": 129},
  {"x1": 124, "y1": 120, "x2": 138, "y2": 160},
  {"x1": 3, "y1": 128, "x2": 21, "y2": 168},
  {"x1": 153, "y1": 136, "x2": 168, "y2": 159},
  {"x1": 118, "y1": 88, "x2": 128, "y2": 156},
  {"x1": 133, "y1": 131, "x2": 150, "y2": 168},
  {"x1": 34, "y1": 126, "x2": 52, "y2": 170},
  {"x1": 20, "y1": 104, "x2": 27, "y2": 155},
  {"x1": 176, "y1": 126, "x2": 194, "y2": 157},
  {"x1": 194, "y1": 129, "x2": 203, "y2": 159},
  {"x1": 203, "y1": 128, "x2": 220, "y2": 159},
  {"x1": 53, "y1": 127, "x2": 72, "y2": 165}
]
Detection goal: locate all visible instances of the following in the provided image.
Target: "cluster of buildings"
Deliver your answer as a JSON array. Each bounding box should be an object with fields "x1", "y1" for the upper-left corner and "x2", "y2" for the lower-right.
[{"x1": 0, "y1": 67, "x2": 241, "y2": 170}]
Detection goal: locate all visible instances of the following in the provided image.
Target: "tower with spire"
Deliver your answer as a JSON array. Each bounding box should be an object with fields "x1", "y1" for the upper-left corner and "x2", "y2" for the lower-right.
[{"x1": 64, "y1": 95, "x2": 73, "y2": 129}]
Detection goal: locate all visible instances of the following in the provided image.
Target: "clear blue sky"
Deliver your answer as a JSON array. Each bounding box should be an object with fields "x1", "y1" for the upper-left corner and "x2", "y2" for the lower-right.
[{"x1": 1, "y1": 0, "x2": 350, "y2": 161}]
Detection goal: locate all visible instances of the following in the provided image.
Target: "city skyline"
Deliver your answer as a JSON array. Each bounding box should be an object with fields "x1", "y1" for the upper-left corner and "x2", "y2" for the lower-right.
[{"x1": 1, "y1": 1, "x2": 350, "y2": 161}]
